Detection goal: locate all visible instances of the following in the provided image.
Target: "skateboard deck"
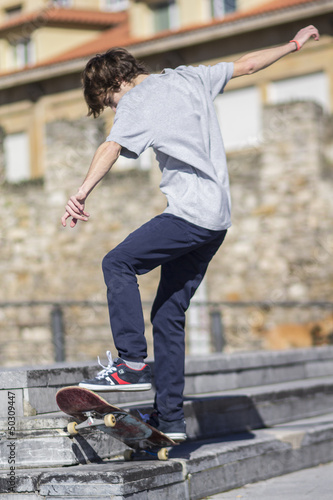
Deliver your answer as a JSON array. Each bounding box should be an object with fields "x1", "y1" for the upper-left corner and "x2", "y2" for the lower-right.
[{"x1": 56, "y1": 386, "x2": 176, "y2": 460}]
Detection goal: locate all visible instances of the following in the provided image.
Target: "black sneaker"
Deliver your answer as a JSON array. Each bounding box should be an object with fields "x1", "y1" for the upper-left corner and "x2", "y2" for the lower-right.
[
  {"x1": 148, "y1": 411, "x2": 187, "y2": 442},
  {"x1": 79, "y1": 351, "x2": 152, "y2": 392}
]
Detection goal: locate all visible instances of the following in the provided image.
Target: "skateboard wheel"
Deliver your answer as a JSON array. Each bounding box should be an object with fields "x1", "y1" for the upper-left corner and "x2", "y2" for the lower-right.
[
  {"x1": 157, "y1": 448, "x2": 169, "y2": 461},
  {"x1": 67, "y1": 421, "x2": 78, "y2": 435},
  {"x1": 124, "y1": 449, "x2": 134, "y2": 461},
  {"x1": 104, "y1": 413, "x2": 116, "y2": 428}
]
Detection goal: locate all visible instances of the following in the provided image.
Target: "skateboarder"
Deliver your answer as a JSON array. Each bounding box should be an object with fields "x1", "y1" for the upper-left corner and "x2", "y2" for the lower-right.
[{"x1": 61, "y1": 25, "x2": 319, "y2": 442}]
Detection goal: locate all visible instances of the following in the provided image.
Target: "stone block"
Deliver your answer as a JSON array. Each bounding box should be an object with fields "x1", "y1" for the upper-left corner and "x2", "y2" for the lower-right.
[
  {"x1": 184, "y1": 347, "x2": 333, "y2": 395},
  {"x1": 38, "y1": 461, "x2": 184, "y2": 497},
  {"x1": 305, "y1": 359, "x2": 333, "y2": 378},
  {"x1": 21, "y1": 327, "x2": 51, "y2": 342},
  {"x1": 0, "y1": 428, "x2": 126, "y2": 470}
]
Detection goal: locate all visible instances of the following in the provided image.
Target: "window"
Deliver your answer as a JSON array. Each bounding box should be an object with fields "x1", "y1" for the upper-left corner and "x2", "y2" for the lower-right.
[
  {"x1": 10, "y1": 38, "x2": 35, "y2": 69},
  {"x1": 210, "y1": 0, "x2": 236, "y2": 18},
  {"x1": 4, "y1": 132, "x2": 30, "y2": 183},
  {"x1": 268, "y1": 72, "x2": 330, "y2": 112},
  {"x1": 103, "y1": 0, "x2": 129, "y2": 11},
  {"x1": 52, "y1": 0, "x2": 72, "y2": 6},
  {"x1": 151, "y1": 1, "x2": 179, "y2": 33},
  {"x1": 5, "y1": 5, "x2": 22, "y2": 18},
  {"x1": 215, "y1": 86, "x2": 262, "y2": 151}
]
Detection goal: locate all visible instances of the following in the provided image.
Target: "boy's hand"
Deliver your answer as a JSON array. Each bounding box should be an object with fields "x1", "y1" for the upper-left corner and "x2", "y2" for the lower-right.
[
  {"x1": 292, "y1": 25, "x2": 319, "y2": 49},
  {"x1": 61, "y1": 189, "x2": 90, "y2": 228}
]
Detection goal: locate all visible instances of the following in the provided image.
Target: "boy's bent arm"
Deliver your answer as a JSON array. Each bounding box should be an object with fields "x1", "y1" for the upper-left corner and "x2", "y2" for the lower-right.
[
  {"x1": 232, "y1": 25, "x2": 319, "y2": 78},
  {"x1": 61, "y1": 140, "x2": 121, "y2": 228}
]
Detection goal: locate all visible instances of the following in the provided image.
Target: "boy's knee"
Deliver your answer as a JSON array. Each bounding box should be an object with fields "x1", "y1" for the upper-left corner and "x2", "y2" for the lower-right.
[
  {"x1": 102, "y1": 250, "x2": 135, "y2": 287},
  {"x1": 102, "y1": 250, "x2": 121, "y2": 276}
]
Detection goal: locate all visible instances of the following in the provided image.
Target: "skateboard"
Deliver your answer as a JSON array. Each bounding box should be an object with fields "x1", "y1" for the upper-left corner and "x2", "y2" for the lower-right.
[{"x1": 56, "y1": 386, "x2": 176, "y2": 461}]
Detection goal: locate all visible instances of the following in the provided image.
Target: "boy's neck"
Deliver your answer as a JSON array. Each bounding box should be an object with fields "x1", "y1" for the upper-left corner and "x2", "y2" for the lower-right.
[{"x1": 132, "y1": 74, "x2": 150, "y2": 87}]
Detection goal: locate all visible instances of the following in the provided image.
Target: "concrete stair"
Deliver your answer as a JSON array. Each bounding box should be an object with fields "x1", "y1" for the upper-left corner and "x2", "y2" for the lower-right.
[
  {"x1": 1, "y1": 347, "x2": 333, "y2": 498},
  {"x1": 1, "y1": 413, "x2": 333, "y2": 499}
]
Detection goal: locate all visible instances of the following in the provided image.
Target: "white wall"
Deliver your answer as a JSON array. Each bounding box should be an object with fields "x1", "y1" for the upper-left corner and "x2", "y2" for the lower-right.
[
  {"x1": 215, "y1": 86, "x2": 262, "y2": 151},
  {"x1": 268, "y1": 72, "x2": 330, "y2": 112},
  {"x1": 4, "y1": 132, "x2": 30, "y2": 183}
]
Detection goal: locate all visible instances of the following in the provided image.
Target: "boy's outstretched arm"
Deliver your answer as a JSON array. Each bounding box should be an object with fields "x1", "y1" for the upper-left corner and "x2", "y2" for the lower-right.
[
  {"x1": 61, "y1": 140, "x2": 121, "y2": 228},
  {"x1": 232, "y1": 25, "x2": 319, "y2": 78}
]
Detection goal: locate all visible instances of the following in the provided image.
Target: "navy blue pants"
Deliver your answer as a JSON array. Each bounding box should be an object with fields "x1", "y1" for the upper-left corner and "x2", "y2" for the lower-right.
[{"x1": 102, "y1": 214, "x2": 227, "y2": 421}]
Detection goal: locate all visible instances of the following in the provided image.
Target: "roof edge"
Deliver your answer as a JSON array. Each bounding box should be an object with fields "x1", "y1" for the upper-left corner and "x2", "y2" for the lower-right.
[
  {"x1": 0, "y1": 6, "x2": 126, "y2": 34},
  {"x1": 0, "y1": 0, "x2": 332, "y2": 90}
]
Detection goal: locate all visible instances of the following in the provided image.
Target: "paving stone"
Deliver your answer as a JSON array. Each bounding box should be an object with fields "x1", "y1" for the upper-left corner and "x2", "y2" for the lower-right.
[
  {"x1": 208, "y1": 461, "x2": 333, "y2": 499},
  {"x1": 39, "y1": 461, "x2": 185, "y2": 497}
]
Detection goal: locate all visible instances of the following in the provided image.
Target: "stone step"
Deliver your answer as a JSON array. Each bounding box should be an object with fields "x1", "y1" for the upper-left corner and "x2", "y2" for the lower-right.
[
  {"x1": 1, "y1": 375, "x2": 333, "y2": 470},
  {"x1": 1, "y1": 346, "x2": 333, "y2": 417},
  {"x1": 1, "y1": 412, "x2": 333, "y2": 499}
]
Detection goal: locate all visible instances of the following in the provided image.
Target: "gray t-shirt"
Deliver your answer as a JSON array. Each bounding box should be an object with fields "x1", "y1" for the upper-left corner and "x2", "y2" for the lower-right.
[{"x1": 106, "y1": 62, "x2": 234, "y2": 230}]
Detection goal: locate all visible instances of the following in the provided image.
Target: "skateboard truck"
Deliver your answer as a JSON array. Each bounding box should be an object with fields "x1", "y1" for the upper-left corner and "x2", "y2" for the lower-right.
[{"x1": 67, "y1": 411, "x2": 117, "y2": 435}]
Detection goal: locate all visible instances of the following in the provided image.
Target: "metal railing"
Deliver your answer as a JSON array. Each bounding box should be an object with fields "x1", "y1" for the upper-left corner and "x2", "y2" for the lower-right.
[
  {"x1": 0, "y1": 300, "x2": 333, "y2": 362},
  {"x1": 0, "y1": 300, "x2": 332, "y2": 364}
]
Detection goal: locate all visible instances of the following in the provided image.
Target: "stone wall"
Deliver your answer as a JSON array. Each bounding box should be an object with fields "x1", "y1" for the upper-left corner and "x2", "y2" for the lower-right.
[
  {"x1": 0, "y1": 101, "x2": 332, "y2": 367},
  {"x1": 212, "y1": 101, "x2": 333, "y2": 347}
]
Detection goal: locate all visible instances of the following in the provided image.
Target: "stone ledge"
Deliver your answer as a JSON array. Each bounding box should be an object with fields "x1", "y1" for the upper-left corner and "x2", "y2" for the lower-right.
[
  {"x1": 184, "y1": 346, "x2": 333, "y2": 376},
  {"x1": 1, "y1": 347, "x2": 333, "y2": 417},
  {"x1": 2, "y1": 346, "x2": 333, "y2": 389}
]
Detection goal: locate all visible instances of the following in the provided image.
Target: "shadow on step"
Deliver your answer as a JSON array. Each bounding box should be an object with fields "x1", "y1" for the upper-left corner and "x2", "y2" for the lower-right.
[
  {"x1": 169, "y1": 431, "x2": 256, "y2": 459},
  {"x1": 184, "y1": 394, "x2": 266, "y2": 440},
  {"x1": 70, "y1": 435, "x2": 105, "y2": 465},
  {"x1": 66, "y1": 394, "x2": 265, "y2": 464}
]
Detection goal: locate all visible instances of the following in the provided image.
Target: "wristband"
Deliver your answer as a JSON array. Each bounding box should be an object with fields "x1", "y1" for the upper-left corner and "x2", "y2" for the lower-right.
[{"x1": 289, "y1": 39, "x2": 301, "y2": 51}]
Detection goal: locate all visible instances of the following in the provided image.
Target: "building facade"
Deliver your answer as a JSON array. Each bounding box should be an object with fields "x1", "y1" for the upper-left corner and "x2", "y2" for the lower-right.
[{"x1": 1, "y1": 0, "x2": 332, "y2": 366}]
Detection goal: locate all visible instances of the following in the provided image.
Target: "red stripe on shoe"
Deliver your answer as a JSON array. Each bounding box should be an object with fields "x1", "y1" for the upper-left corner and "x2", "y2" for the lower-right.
[{"x1": 112, "y1": 373, "x2": 130, "y2": 385}]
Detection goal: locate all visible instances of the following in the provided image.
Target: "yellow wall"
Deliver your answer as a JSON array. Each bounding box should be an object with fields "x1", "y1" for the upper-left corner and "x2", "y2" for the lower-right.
[
  {"x1": 129, "y1": 0, "x2": 270, "y2": 38},
  {"x1": 43, "y1": 88, "x2": 88, "y2": 123},
  {"x1": 0, "y1": 0, "x2": 121, "y2": 24},
  {"x1": 0, "y1": 40, "x2": 7, "y2": 68},
  {"x1": 33, "y1": 27, "x2": 100, "y2": 62},
  {"x1": 129, "y1": 1, "x2": 153, "y2": 38},
  {"x1": 0, "y1": 26, "x2": 100, "y2": 71},
  {"x1": 71, "y1": 0, "x2": 104, "y2": 9},
  {"x1": 178, "y1": 0, "x2": 208, "y2": 27},
  {"x1": 0, "y1": 0, "x2": 275, "y2": 38},
  {"x1": 237, "y1": 0, "x2": 269, "y2": 11},
  {"x1": 0, "y1": 0, "x2": 44, "y2": 23},
  {"x1": 0, "y1": 87, "x2": 88, "y2": 178},
  {"x1": 0, "y1": 99, "x2": 40, "y2": 177}
]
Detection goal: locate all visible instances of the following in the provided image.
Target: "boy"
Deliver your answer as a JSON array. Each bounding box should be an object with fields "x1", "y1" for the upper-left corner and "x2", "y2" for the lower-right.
[{"x1": 61, "y1": 25, "x2": 319, "y2": 441}]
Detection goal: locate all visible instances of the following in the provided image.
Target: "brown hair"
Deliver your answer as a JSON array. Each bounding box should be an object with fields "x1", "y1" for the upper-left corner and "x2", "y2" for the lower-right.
[{"x1": 82, "y1": 47, "x2": 150, "y2": 118}]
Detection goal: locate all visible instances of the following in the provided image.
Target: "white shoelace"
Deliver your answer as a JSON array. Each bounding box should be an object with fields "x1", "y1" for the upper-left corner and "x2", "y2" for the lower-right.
[{"x1": 95, "y1": 350, "x2": 118, "y2": 379}]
